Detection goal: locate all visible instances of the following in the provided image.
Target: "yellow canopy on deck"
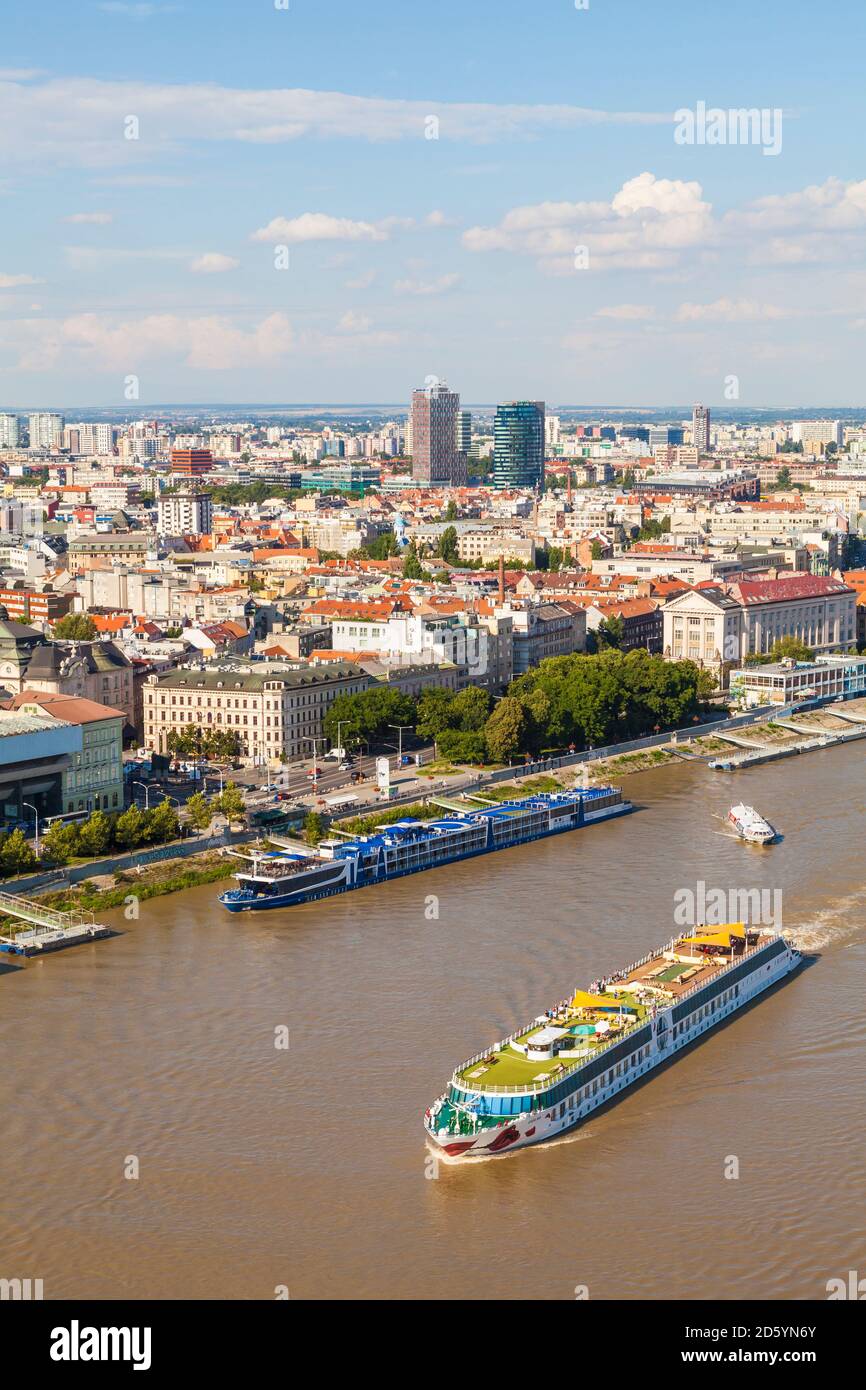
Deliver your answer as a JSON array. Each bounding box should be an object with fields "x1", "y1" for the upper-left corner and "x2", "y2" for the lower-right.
[
  {"x1": 679, "y1": 923, "x2": 745, "y2": 949},
  {"x1": 570, "y1": 990, "x2": 622, "y2": 1011}
]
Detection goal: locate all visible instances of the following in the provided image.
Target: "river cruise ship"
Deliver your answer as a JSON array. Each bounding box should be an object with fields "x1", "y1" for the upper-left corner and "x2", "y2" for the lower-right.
[
  {"x1": 424, "y1": 922, "x2": 800, "y2": 1159},
  {"x1": 219, "y1": 785, "x2": 630, "y2": 912}
]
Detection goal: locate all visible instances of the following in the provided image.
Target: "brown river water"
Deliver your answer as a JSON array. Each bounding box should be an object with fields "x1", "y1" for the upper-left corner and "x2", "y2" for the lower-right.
[{"x1": 2, "y1": 747, "x2": 865, "y2": 1301}]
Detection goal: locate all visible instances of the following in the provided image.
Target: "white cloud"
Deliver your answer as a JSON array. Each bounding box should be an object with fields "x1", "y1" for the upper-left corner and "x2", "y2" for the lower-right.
[
  {"x1": 251, "y1": 213, "x2": 390, "y2": 245},
  {"x1": 190, "y1": 252, "x2": 240, "y2": 274},
  {"x1": 393, "y1": 272, "x2": 461, "y2": 296},
  {"x1": 63, "y1": 211, "x2": 113, "y2": 224},
  {"x1": 0, "y1": 75, "x2": 669, "y2": 169},
  {"x1": 0, "y1": 272, "x2": 43, "y2": 289},
  {"x1": 463, "y1": 172, "x2": 713, "y2": 272},
  {"x1": 345, "y1": 270, "x2": 376, "y2": 290},
  {"x1": 426, "y1": 209, "x2": 457, "y2": 227},
  {"x1": 336, "y1": 310, "x2": 372, "y2": 333},
  {"x1": 594, "y1": 303, "x2": 654, "y2": 320},
  {"x1": 97, "y1": 3, "x2": 180, "y2": 17},
  {"x1": 3, "y1": 311, "x2": 294, "y2": 371},
  {"x1": 676, "y1": 298, "x2": 787, "y2": 323}
]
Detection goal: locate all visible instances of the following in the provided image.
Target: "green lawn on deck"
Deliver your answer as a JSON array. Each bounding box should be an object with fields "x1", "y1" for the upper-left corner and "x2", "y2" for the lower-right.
[{"x1": 456, "y1": 1001, "x2": 648, "y2": 1091}]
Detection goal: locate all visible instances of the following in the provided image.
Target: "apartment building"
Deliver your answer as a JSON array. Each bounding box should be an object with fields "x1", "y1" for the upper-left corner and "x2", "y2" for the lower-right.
[
  {"x1": 143, "y1": 660, "x2": 369, "y2": 761},
  {"x1": 508, "y1": 602, "x2": 587, "y2": 676},
  {"x1": 0, "y1": 584, "x2": 73, "y2": 625},
  {"x1": 66, "y1": 534, "x2": 153, "y2": 575},
  {"x1": 328, "y1": 611, "x2": 514, "y2": 692}
]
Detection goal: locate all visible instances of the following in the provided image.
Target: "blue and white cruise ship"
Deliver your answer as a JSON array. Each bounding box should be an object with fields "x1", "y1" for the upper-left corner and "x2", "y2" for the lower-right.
[{"x1": 218, "y1": 786, "x2": 631, "y2": 912}]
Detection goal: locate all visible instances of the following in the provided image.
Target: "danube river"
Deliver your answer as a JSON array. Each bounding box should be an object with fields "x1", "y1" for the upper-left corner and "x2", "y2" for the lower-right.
[{"x1": 3, "y1": 747, "x2": 865, "y2": 1300}]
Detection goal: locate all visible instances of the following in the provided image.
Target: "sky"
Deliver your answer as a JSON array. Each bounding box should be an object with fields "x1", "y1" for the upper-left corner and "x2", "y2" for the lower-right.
[{"x1": 2, "y1": 0, "x2": 866, "y2": 409}]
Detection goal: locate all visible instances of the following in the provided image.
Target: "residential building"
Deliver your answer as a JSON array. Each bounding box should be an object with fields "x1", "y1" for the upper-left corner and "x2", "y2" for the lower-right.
[
  {"x1": 28, "y1": 412, "x2": 64, "y2": 451},
  {"x1": 66, "y1": 534, "x2": 153, "y2": 575},
  {"x1": 0, "y1": 585, "x2": 73, "y2": 625},
  {"x1": 0, "y1": 413, "x2": 23, "y2": 448},
  {"x1": 157, "y1": 490, "x2": 214, "y2": 537},
  {"x1": 692, "y1": 404, "x2": 711, "y2": 452},
  {"x1": 410, "y1": 381, "x2": 466, "y2": 486},
  {"x1": 509, "y1": 601, "x2": 586, "y2": 675}
]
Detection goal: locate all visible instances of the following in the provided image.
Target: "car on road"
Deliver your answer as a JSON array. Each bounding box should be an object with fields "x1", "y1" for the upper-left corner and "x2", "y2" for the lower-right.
[{"x1": 306, "y1": 766, "x2": 323, "y2": 778}]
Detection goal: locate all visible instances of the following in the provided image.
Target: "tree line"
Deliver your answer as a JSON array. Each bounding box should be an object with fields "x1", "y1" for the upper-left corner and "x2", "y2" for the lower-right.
[
  {"x1": 0, "y1": 782, "x2": 248, "y2": 877},
  {"x1": 323, "y1": 650, "x2": 717, "y2": 766}
]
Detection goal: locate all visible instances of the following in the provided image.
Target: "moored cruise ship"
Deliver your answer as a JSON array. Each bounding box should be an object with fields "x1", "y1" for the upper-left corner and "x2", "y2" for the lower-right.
[
  {"x1": 219, "y1": 785, "x2": 631, "y2": 912},
  {"x1": 424, "y1": 922, "x2": 800, "y2": 1159}
]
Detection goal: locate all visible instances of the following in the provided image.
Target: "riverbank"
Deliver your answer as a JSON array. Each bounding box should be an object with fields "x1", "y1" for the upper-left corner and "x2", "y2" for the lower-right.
[{"x1": 0, "y1": 852, "x2": 236, "y2": 933}]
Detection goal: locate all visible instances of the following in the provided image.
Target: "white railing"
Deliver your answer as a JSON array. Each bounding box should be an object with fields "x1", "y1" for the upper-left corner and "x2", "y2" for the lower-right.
[{"x1": 450, "y1": 932, "x2": 781, "y2": 1098}]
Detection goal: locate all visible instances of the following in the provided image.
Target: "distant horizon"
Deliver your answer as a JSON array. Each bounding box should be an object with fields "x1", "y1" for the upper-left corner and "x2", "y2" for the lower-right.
[{"x1": 5, "y1": 403, "x2": 866, "y2": 418}]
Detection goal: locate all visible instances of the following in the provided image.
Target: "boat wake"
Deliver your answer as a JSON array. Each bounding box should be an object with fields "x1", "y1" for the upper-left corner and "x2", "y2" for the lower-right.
[{"x1": 786, "y1": 887, "x2": 866, "y2": 951}]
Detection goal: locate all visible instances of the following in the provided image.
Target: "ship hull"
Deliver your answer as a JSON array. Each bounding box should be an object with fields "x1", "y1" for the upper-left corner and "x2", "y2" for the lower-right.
[
  {"x1": 425, "y1": 937, "x2": 800, "y2": 1161},
  {"x1": 219, "y1": 797, "x2": 632, "y2": 912}
]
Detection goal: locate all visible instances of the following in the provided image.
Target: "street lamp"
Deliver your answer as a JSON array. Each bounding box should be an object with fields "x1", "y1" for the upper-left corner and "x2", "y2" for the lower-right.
[
  {"x1": 388, "y1": 724, "x2": 414, "y2": 766},
  {"x1": 335, "y1": 719, "x2": 352, "y2": 759},
  {"x1": 22, "y1": 801, "x2": 40, "y2": 856},
  {"x1": 131, "y1": 780, "x2": 151, "y2": 810}
]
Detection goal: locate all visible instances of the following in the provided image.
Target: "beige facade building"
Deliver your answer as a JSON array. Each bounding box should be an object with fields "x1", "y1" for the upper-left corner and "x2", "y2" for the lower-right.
[
  {"x1": 663, "y1": 574, "x2": 856, "y2": 679},
  {"x1": 143, "y1": 660, "x2": 369, "y2": 761}
]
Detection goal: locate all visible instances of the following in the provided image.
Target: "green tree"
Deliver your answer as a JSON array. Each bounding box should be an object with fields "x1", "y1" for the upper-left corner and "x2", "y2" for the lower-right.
[
  {"x1": 214, "y1": 782, "x2": 246, "y2": 822},
  {"x1": 596, "y1": 615, "x2": 626, "y2": 651},
  {"x1": 444, "y1": 500, "x2": 458, "y2": 522},
  {"x1": 145, "y1": 800, "x2": 180, "y2": 844},
  {"x1": 185, "y1": 792, "x2": 213, "y2": 832},
  {"x1": 450, "y1": 684, "x2": 491, "y2": 731},
  {"x1": 436, "y1": 728, "x2": 488, "y2": 764},
  {"x1": 323, "y1": 686, "x2": 415, "y2": 746},
  {"x1": 774, "y1": 465, "x2": 793, "y2": 490},
  {"x1": 304, "y1": 810, "x2": 326, "y2": 845},
  {"x1": 402, "y1": 540, "x2": 425, "y2": 580},
  {"x1": 415, "y1": 687, "x2": 458, "y2": 741},
  {"x1": 52, "y1": 612, "x2": 97, "y2": 640},
  {"x1": 437, "y1": 525, "x2": 459, "y2": 564},
  {"x1": 0, "y1": 828, "x2": 39, "y2": 876},
  {"x1": 78, "y1": 809, "x2": 112, "y2": 857},
  {"x1": 113, "y1": 804, "x2": 147, "y2": 850},
  {"x1": 40, "y1": 819, "x2": 81, "y2": 865},
  {"x1": 771, "y1": 636, "x2": 814, "y2": 662},
  {"x1": 484, "y1": 696, "x2": 526, "y2": 763}
]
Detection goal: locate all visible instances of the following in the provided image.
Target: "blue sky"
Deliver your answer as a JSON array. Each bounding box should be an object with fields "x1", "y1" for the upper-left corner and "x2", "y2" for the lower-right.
[{"x1": 2, "y1": 0, "x2": 866, "y2": 407}]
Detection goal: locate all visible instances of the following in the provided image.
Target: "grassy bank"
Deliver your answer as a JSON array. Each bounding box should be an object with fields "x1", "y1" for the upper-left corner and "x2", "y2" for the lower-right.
[{"x1": 1, "y1": 852, "x2": 238, "y2": 930}]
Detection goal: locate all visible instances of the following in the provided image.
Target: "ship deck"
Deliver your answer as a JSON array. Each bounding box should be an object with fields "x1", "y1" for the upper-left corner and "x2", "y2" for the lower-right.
[{"x1": 453, "y1": 929, "x2": 767, "y2": 1093}]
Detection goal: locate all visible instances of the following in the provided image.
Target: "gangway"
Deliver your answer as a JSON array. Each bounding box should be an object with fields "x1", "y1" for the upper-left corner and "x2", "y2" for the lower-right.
[{"x1": 0, "y1": 891, "x2": 109, "y2": 956}]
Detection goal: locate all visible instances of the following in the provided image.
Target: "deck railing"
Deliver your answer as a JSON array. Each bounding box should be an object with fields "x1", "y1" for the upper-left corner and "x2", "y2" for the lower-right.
[{"x1": 450, "y1": 932, "x2": 780, "y2": 1097}]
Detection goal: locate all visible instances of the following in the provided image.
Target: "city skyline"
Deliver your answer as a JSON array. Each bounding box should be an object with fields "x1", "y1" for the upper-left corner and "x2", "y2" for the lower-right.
[{"x1": 2, "y1": 1, "x2": 866, "y2": 406}]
